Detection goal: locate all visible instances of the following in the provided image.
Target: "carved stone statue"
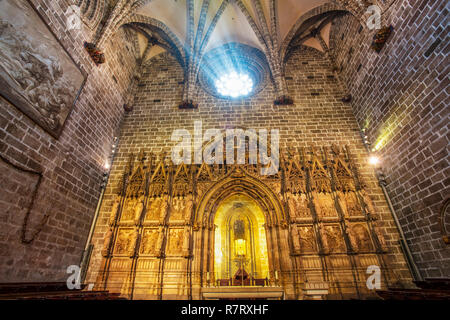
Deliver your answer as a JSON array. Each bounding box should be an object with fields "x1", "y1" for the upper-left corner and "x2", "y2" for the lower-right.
[
  {"x1": 346, "y1": 226, "x2": 359, "y2": 252},
  {"x1": 345, "y1": 192, "x2": 361, "y2": 216},
  {"x1": 156, "y1": 227, "x2": 164, "y2": 257},
  {"x1": 373, "y1": 220, "x2": 388, "y2": 251},
  {"x1": 182, "y1": 226, "x2": 190, "y2": 257},
  {"x1": 109, "y1": 195, "x2": 121, "y2": 226},
  {"x1": 184, "y1": 194, "x2": 194, "y2": 224},
  {"x1": 291, "y1": 224, "x2": 301, "y2": 254},
  {"x1": 318, "y1": 222, "x2": 329, "y2": 253},
  {"x1": 101, "y1": 227, "x2": 113, "y2": 257},
  {"x1": 336, "y1": 191, "x2": 349, "y2": 218},
  {"x1": 360, "y1": 189, "x2": 376, "y2": 216},
  {"x1": 287, "y1": 193, "x2": 297, "y2": 218},
  {"x1": 159, "y1": 195, "x2": 169, "y2": 224},
  {"x1": 296, "y1": 193, "x2": 309, "y2": 217},
  {"x1": 128, "y1": 228, "x2": 139, "y2": 257},
  {"x1": 134, "y1": 195, "x2": 145, "y2": 225},
  {"x1": 173, "y1": 196, "x2": 186, "y2": 220},
  {"x1": 311, "y1": 191, "x2": 321, "y2": 219}
]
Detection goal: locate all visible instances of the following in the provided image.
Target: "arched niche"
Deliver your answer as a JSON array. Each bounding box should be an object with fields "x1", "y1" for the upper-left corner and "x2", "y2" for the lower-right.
[{"x1": 214, "y1": 194, "x2": 270, "y2": 282}]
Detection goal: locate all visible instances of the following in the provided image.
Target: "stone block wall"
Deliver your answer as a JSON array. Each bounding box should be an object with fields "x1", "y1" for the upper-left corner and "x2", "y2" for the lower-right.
[
  {"x1": 0, "y1": 0, "x2": 137, "y2": 282},
  {"x1": 329, "y1": 0, "x2": 449, "y2": 278}
]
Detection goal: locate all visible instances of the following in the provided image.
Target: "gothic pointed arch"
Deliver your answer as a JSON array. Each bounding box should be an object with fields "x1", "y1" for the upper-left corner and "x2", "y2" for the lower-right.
[{"x1": 194, "y1": 167, "x2": 286, "y2": 228}]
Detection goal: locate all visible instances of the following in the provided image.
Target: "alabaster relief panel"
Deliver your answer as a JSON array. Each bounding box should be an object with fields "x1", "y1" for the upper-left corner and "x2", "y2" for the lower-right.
[
  {"x1": 121, "y1": 198, "x2": 137, "y2": 221},
  {"x1": 346, "y1": 223, "x2": 374, "y2": 253},
  {"x1": 319, "y1": 223, "x2": 347, "y2": 253},
  {"x1": 337, "y1": 191, "x2": 363, "y2": 218},
  {"x1": 169, "y1": 195, "x2": 193, "y2": 222},
  {"x1": 140, "y1": 228, "x2": 159, "y2": 255},
  {"x1": 144, "y1": 195, "x2": 168, "y2": 221},
  {"x1": 287, "y1": 193, "x2": 311, "y2": 220},
  {"x1": 298, "y1": 226, "x2": 317, "y2": 254},
  {"x1": 312, "y1": 191, "x2": 339, "y2": 220},
  {"x1": 0, "y1": 0, "x2": 85, "y2": 138},
  {"x1": 114, "y1": 228, "x2": 137, "y2": 256},
  {"x1": 167, "y1": 228, "x2": 184, "y2": 255}
]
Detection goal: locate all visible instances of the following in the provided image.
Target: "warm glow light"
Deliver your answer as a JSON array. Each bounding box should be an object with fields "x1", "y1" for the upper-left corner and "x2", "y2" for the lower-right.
[
  {"x1": 369, "y1": 156, "x2": 380, "y2": 166},
  {"x1": 104, "y1": 161, "x2": 110, "y2": 170},
  {"x1": 215, "y1": 72, "x2": 253, "y2": 98},
  {"x1": 234, "y1": 239, "x2": 246, "y2": 256}
]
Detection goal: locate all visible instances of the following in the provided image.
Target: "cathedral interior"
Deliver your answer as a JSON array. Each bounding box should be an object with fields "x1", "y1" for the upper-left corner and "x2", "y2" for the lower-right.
[{"x1": 0, "y1": 0, "x2": 448, "y2": 300}]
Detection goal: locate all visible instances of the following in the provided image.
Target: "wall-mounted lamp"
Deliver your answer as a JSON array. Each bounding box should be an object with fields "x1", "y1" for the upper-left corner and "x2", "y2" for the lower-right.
[{"x1": 369, "y1": 155, "x2": 380, "y2": 166}]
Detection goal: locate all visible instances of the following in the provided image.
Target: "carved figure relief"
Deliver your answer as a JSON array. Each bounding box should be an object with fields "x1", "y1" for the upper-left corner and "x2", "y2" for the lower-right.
[
  {"x1": 347, "y1": 224, "x2": 373, "y2": 252},
  {"x1": 312, "y1": 191, "x2": 337, "y2": 220},
  {"x1": 372, "y1": 220, "x2": 388, "y2": 251},
  {"x1": 121, "y1": 198, "x2": 136, "y2": 221},
  {"x1": 140, "y1": 228, "x2": 159, "y2": 255},
  {"x1": 288, "y1": 193, "x2": 310, "y2": 219},
  {"x1": 145, "y1": 196, "x2": 161, "y2": 221},
  {"x1": 298, "y1": 226, "x2": 316, "y2": 253},
  {"x1": 167, "y1": 228, "x2": 183, "y2": 255},
  {"x1": 0, "y1": 0, "x2": 85, "y2": 138},
  {"x1": 170, "y1": 196, "x2": 185, "y2": 221},
  {"x1": 344, "y1": 191, "x2": 362, "y2": 217},
  {"x1": 114, "y1": 228, "x2": 134, "y2": 255},
  {"x1": 360, "y1": 189, "x2": 376, "y2": 216},
  {"x1": 319, "y1": 223, "x2": 346, "y2": 253}
]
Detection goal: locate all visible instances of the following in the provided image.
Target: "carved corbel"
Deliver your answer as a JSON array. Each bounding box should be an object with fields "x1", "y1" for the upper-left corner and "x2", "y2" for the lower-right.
[{"x1": 101, "y1": 228, "x2": 114, "y2": 257}]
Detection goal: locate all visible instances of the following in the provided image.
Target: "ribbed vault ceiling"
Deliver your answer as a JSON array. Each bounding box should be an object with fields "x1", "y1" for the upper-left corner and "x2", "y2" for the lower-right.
[{"x1": 135, "y1": 0, "x2": 335, "y2": 61}]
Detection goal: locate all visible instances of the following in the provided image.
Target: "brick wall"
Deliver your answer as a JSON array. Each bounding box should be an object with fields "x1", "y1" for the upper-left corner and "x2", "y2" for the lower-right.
[
  {"x1": 329, "y1": 0, "x2": 449, "y2": 277},
  {"x1": 86, "y1": 46, "x2": 412, "y2": 286},
  {"x1": 0, "y1": 0, "x2": 137, "y2": 282}
]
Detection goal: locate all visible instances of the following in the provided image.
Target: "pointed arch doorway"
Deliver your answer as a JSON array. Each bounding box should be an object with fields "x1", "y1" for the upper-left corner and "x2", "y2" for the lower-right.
[
  {"x1": 193, "y1": 170, "x2": 288, "y2": 300},
  {"x1": 214, "y1": 194, "x2": 269, "y2": 286}
]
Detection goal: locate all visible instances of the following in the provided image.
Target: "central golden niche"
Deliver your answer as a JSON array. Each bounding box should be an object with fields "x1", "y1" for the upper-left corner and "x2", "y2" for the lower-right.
[{"x1": 214, "y1": 194, "x2": 269, "y2": 285}]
